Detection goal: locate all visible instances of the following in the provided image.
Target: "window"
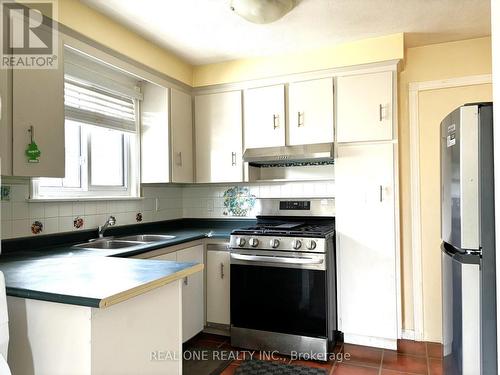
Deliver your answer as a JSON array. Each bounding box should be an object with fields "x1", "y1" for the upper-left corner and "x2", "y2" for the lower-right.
[{"x1": 33, "y1": 48, "x2": 141, "y2": 199}]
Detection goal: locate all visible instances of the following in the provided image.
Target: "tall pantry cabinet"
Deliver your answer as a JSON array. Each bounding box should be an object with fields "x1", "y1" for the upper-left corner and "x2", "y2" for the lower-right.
[{"x1": 335, "y1": 67, "x2": 400, "y2": 349}]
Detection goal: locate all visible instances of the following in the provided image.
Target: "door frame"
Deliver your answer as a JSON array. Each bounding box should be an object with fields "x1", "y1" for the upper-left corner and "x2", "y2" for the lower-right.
[{"x1": 408, "y1": 74, "x2": 492, "y2": 341}]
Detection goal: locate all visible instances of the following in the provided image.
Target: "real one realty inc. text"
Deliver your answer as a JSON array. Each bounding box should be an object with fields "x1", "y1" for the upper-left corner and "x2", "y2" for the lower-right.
[{"x1": 150, "y1": 349, "x2": 351, "y2": 362}]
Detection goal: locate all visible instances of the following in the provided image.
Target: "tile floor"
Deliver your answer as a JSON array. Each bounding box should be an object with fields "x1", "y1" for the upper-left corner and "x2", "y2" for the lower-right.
[{"x1": 186, "y1": 333, "x2": 443, "y2": 375}]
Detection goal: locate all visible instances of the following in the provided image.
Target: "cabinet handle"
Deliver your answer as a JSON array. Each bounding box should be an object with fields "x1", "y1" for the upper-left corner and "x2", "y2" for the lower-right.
[
  {"x1": 220, "y1": 262, "x2": 224, "y2": 279},
  {"x1": 379, "y1": 104, "x2": 383, "y2": 122},
  {"x1": 231, "y1": 152, "x2": 237, "y2": 166},
  {"x1": 184, "y1": 276, "x2": 188, "y2": 286},
  {"x1": 273, "y1": 114, "x2": 280, "y2": 129},
  {"x1": 379, "y1": 185, "x2": 383, "y2": 202},
  {"x1": 297, "y1": 111, "x2": 304, "y2": 127},
  {"x1": 176, "y1": 152, "x2": 182, "y2": 166}
]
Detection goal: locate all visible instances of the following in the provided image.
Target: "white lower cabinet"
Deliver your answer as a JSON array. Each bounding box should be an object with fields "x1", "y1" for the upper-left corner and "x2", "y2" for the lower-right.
[
  {"x1": 206, "y1": 250, "x2": 230, "y2": 326},
  {"x1": 150, "y1": 252, "x2": 177, "y2": 261},
  {"x1": 144, "y1": 245, "x2": 204, "y2": 343},
  {"x1": 335, "y1": 143, "x2": 398, "y2": 348},
  {"x1": 177, "y1": 245, "x2": 205, "y2": 342}
]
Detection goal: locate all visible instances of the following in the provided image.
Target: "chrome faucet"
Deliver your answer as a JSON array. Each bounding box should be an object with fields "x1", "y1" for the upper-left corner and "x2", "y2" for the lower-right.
[{"x1": 98, "y1": 216, "x2": 116, "y2": 238}]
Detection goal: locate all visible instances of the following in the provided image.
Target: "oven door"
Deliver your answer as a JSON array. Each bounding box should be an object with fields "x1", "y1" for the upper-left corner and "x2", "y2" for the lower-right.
[{"x1": 230, "y1": 250, "x2": 328, "y2": 338}]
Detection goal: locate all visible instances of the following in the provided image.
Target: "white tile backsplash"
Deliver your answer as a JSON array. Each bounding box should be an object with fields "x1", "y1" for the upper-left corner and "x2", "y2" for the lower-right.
[
  {"x1": 58, "y1": 202, "x2": 73, "y2": 217},
  {"x1": 11, "y1": 202, "x2": 29, "y2": 220},
  {"x1": 0, "y1": 179, "x2": 334, "y2": 239},
  {"x1": 181, "y1": 181, "x2": 335, "y2": 218},
  {"x1": 44, "y1": 203, "x2": 59, "y2": 218},
  {"x1": 0, "y1": 182, "x2": 184, "y2": 239}
]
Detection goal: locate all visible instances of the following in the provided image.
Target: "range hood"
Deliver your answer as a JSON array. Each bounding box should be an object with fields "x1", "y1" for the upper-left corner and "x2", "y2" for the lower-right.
[{"x1": 243, "y1": 143, "x2": 335, "y2": 166}]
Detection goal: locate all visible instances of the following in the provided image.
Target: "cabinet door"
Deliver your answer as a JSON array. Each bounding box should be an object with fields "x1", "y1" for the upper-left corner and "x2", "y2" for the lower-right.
[
  {"x1": 150, "y1": 252, "x2": 177, "y2": 261},
  {"x1": 171, "y1": 89, "x2": 193, "y2": 183},
  {"x1": 0, "y1": 68, "x2": 12, "y2": 175},
  {"x1": 336, "y1": 71, "x2": 393, "y2": 142},
  {"x1": 206, "y1": 250, "x2": 230, "y2": 325},
  {"x1": 141, "y1": 82, "x2": 169, "y2": 183},
  {"x1": 12, "y1": 35, "x2": 64, "y2": 177},
  {"x1": 244, "y1": 84, "x2": 285, "y2": 149},
  {"x1": 336, "y1": 143, "x2": 397, "y2": 342},
  {"x1": 177, "y1": 245, "x2": 204, "y2": 342},
  {"x1": 195, "y1": 91, "x2": 243, "y2": 183},
  {"x1": 288, "y1": 78, "x2": 334, "y2": 146}
]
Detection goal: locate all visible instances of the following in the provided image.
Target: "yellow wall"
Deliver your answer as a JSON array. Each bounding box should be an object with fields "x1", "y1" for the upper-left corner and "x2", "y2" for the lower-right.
[
  {"x1": 193, "y1": 33, "x2": 404, "y2": 87},
  {"x1": 398, "y1": 37, "x2": 492, "y2": 340},
  {"x1": 57, "y1": 0, "x2": 193, "y2": 86}
]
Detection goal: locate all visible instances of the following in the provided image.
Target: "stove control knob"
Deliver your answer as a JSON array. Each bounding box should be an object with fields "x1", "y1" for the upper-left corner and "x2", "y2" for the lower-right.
[
  {"x1": 249, "y1": 238, "x2": 259, "y2": 247},
  {"x1": 235, "y1": 237, "x2": 246, "y2": 247},
  {"x1": 306, "y1": 240, "x2": 317, "y2": 250},
  {"x1": 269, "y1": 239, "x2": 280, "y2": 249},
  {"x1": 292, "y1": 239, "x2": 302, "y2": 250}
]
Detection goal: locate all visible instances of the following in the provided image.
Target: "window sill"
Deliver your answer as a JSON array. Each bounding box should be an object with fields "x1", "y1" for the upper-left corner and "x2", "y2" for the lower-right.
[{"x1": 27, "y1": 196, "x2": 144, "y2": 203}]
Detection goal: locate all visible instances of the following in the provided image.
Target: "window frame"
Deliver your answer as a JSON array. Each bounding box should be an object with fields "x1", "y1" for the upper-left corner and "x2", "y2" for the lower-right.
[
  {"x1": 87, "y1": 125, "x2": 128, "y2": 191},
  {"x1": 32, "y1": 116, "x2": 139, "y2": 199}
]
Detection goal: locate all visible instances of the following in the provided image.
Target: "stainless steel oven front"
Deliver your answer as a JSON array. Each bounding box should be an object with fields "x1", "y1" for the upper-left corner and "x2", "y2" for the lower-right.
[{"x1": 229, "y1": 244, "x2": 336, "y2": 360}]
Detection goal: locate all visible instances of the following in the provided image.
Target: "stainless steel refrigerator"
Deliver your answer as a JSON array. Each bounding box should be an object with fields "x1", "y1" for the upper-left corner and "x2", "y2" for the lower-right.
[{"x1": 441, "y1": 102, "x2": 496, "y2": 375}]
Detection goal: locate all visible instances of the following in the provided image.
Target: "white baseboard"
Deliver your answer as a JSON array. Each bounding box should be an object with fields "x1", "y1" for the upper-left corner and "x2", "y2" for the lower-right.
[
  {"x1": 401, "y1": 329, "x2": 415, "y2": 340},
  {"x1": 343, "y1": 334, "x2": 397, "y2": 350}
]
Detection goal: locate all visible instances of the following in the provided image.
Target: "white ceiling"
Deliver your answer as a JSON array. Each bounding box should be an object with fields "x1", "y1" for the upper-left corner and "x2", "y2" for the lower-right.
[{"x1": 82, "y1": 0, "x2": 491, "y2": 65}]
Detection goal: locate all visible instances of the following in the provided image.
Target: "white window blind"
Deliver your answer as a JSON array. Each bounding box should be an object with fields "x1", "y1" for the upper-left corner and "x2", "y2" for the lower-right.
[{"x1": 64, "y1": 77, "x2": 137, "y2": 133}]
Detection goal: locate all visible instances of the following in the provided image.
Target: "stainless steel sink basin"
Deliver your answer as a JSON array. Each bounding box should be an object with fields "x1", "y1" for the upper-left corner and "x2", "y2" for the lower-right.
[
  {"x1": 74, "y1": 239, "x2": 146, "y2": 250},
  {"x1": 117, "y1": 234, "x2": 176, "y2": 242}
]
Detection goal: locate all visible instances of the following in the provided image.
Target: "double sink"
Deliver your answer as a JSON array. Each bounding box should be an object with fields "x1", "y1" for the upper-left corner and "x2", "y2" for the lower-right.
[{"x1": 74, "y1": 234, "x2": 176, "y2": 250}]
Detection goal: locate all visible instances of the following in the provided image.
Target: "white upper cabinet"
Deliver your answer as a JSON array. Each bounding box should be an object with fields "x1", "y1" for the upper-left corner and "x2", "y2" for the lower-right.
[
  {"x1": 141, "y1": 82, "x2": 169, "y2": 183},
  {"x1": 336, "y1": 71, "x2": 393, "y2": 143},
  {"x1": 171, "y1": 89, "x2": 193, "y2": 183},
  {"x1": 243, "y1": 84, "x2": 285, "y2": 149},
  {"x1": 12, "y1": 36, "x2": 64, "y2": 177},
  {"x1": 195, "y1": 91, "x2": 243, "y2": 183},
  {"x1": 287, "y1": 77, "x2": 334, "y2": 146},
  {"x1": 0, "y1": 68, "x2": 12, "y2": 176}
]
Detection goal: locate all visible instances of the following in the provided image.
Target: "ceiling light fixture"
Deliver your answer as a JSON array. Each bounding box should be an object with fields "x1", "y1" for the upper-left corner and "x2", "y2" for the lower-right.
[{"x1": 230, "y1": 0, "x2": 298, "y2": 24}]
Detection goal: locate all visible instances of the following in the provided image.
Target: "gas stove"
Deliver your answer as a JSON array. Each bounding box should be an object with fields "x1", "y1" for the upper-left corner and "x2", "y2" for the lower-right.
[
  {"x1": 229, "y1": 198, "x2": 338, "y2": 359},
  {"x1": 229, "y1": 198, "x2": 335, "y2": 253}
]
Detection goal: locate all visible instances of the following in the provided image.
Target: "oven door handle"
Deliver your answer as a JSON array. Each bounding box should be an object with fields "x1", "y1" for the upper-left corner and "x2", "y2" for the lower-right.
[{"x1": 230, "y1": 253, "x2": 324, "y2": 265}]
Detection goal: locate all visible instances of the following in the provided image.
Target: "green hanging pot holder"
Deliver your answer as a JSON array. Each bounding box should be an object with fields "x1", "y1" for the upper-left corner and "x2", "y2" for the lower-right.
[
  {"x1": 26, "y1": 141, "x2": 41, "y2": 163},
  {"x1": 25, "y1": 125, "x2": 41, "y2": 163}
]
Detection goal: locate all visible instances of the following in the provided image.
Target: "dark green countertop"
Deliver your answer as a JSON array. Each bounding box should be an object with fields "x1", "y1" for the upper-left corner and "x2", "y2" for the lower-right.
[
  {"x1": 0, "y1": 219, "x2": 251, "y2": 308},
  {"x1": 1, "y1": 257, "x2": 202, "y2": 308}
]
